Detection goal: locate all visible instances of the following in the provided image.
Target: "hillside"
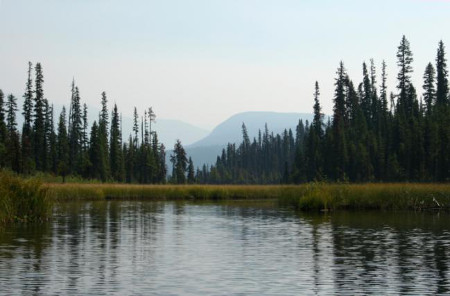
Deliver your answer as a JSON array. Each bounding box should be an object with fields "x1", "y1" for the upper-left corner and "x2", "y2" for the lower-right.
[{"x1": 185, "y1": 111, "x2": 314, "y2": 167}]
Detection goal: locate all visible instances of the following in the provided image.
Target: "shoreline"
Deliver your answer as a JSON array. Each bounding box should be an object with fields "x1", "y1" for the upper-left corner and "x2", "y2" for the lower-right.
[{"x1": 46, "y1": 182, "x2": 450, "y2": 211}]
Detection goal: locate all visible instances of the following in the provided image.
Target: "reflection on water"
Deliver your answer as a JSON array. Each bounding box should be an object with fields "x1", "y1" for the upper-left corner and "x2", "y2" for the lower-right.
[{"x1": 0, "y1": 201, "x2": 450, "y2": 295}]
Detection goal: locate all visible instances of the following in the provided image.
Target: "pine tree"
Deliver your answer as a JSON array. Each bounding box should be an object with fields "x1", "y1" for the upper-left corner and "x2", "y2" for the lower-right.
[
  {"x1": 6, "y1": 94, "x2": 18, "y2": 135},
  {"x1": 306, "y1": 82, "x2": 323, "y2": 180},
  {"x1": 33, "y1": 63, "x2": 45, "y2": 171},
  {"x1": 133, "y1": 107, "x2": 139, "y2": 146},
  {"x1": 0, "y1": 90, "x2": 6, "y2": 168},
  {"x1": 436, "y1": 40, "x2": 448, "y2": 108},
  {"x1": 57, "y1": 107, "x2": 69, "y2": 182},
  {"x1": 42, "y1": 99, "x2": 51, "y2": 171},
  {"x1": 396, "y1": 35, "x2": 414, "y2": 111},
  {"x1": 170, "y1": 140, "x2": 187, "y2": 184},
  {"x1": 187, "y1": 157, "x2": 195, "y2": 184},
  {"x1": 46, "y1": 102, "x2": 57, "y2": 173},
  {"x1": 22, "y1": 62, "x2": 34, "y2": 174},
  {"x1": 69, "y1": 84, "x2": 83, "y2": 174},
  {"x1": 5, "y1": 94, "x2": 20, "y2": 172},
  {"x1": 332, "y1": 62, "x2": 349, "y2": 180},
  {"x1": 435, "y1": 40, "x2": 450, "y2": 180},
  {"x1": 148, "y1": 107, "x2": 156, "y2": 143},
  {"x1": 89, "y1": 121, "x2": 103, "y2": 180},
  {"x1": 99, "y1": 91, "x2": 110, "y2": 180},
  {"x1": 110, "y1": 104, "x2": 123, "y2": 182},
  {"x1": 423, "y1": 63, "x2": 436, "y2": 115}
]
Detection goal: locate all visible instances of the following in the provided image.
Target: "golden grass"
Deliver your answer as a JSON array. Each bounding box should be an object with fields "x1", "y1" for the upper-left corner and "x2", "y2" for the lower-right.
[
  {"x1": 0, "y1": 171, "x2": 51, "y2": 222},
  {"x1": 46, "y1": 182, "x2": 450, "y2": 211}
]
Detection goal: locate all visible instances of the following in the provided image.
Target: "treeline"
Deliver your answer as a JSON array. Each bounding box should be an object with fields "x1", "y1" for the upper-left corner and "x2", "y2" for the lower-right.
[
  {"x1": 0, "y1": 62, "x2": 177, "y2": 183},
  {"x1": 198, "y1": 36, "x2": 450, "y2": 184}
]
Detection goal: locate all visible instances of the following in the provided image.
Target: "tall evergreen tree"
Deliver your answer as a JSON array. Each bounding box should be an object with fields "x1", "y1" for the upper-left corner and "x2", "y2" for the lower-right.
[
  {"x1": 89, "y1": 121, "x2": 103, "y2": 180},
  {"x1": 396, "y1": 35, "x2": 414, "y2": 111},
  {"x1": 436, "y1": 40, "x2": 448, "y2": 108},
  {"x1": 22, "y1": 62, "x2": 34, "y2": 174},
  {"x1": 435, "y1": 40, "x2": 450, "y2": 180},
  {"x1": 5, "y1": 94, "x2": 20, "y2": 172},
  {"x1": 0, "y1": 90, "x2": 6, "y2": 168},
  {"x1": 187, "y1": 157, "x2": 195, "y2": 184},
  {"x1": 110, "y1": 104, "x2": 124, "y2": 182},
  {"x1": 423, "y1": 63, "x2": 436, "y2": 115},
  {"x1": 69, "y1": 84, "x2": 83, "y2": 173},
  {"x1": 332, "y1": 62, "x2": 349, "y2": 180},
  {"x1": 99, "y1": 92, "x2": 110, "y2": 179},
  {"x1": 170, "y1": 140, "x2": 187, "y2": 184},
  {"x1": 57, "y1": 107, "x2": 69, "y2": 182},
  {"x1": 33, "y1": 63, "x2": 45, "y2": 171}
]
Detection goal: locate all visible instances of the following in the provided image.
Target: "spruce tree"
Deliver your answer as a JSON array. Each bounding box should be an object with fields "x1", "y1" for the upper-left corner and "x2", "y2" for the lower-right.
[
  {"x1": 22, "y1": 62, "x2": 34, "y2": 174},
  {"x1": 0, "y1": 90, "x2": 6, "y2": 168},
  {"x1": 57, "y1": 107, "x2": 69, "y2": 182},
  {"x1": 5, "y1": 94, "x2": 20, "y2": 172},
  {"x1": 332, "y1": 62, "x2": 349, "y2": 180},
  {"x1": 435, "y1": 40, "x2": 450, "y2": 180},
  {"x1": 33, "y1": 63, "x2": 45, "y2": 171},
  {"x1": 423, "y1": 63, "x2": 436, "y2": 115},
  {"x1": 89, "y1": 121, "x2": 103, "y2": 180},
  {"x1": 110, "y1": 104, "x2": 123, "y2": 182},
  {"x1": 171, "y1": 140, "x2": 187, "y2": 184},
  {"x1": 45, "y1": 101, "x2": 57, "y2": 173},
  {"x1": 436, "y1": 40, "x2": 448, "y2": 108},
  {"x1": 69, "y1": 84, "x2": 83, "y2": 174},
  {"x1": 396, "y1": 35, "x2": 414, "y2": 111},
  {"x1": 187, "y1": 157, "x2": 195, "y2": 184},
  {"x1": 99, "y1": 91, "x2": 110, "y2": 180}
]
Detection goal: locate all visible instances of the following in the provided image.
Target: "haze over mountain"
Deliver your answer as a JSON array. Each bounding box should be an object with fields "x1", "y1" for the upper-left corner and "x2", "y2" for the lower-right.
[
  {"x1": 185, "y1": 111, "x2": 314, "y2": 168},
  {"x1": 45, "y1": 104, "x2": 211, "y2": 149},
  {"x1": 119, "y1": 115, "x2": 210, "y2": 148}
]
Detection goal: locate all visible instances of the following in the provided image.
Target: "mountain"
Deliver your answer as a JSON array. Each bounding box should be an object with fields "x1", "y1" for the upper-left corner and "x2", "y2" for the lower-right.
[
  {"x1": 117, "y1": 116, "x2": 209, "y2": 148},
  {"x1": 186, "y1": 111, "x2": 314, "y2": 168},
  {"x1": 152, "y1": 119, "x2": 210, "y2": 148}
]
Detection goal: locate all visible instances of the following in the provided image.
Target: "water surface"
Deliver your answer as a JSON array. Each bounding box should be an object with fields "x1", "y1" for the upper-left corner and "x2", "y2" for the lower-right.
[{"x1": 1, "y1": 201, "x2": 449, "y2": 295}]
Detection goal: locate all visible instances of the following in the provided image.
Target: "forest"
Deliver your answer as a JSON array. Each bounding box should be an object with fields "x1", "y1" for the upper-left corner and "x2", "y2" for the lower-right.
[
  {"x1": 0, "y1": 63, "x2": 196, "y2": 184},
  {"x1": 198, "y1": 36, "x2": 450, "y2": 184},
  {"x1": 0, "y1": 36, "x2": 449, "y2": 185}
]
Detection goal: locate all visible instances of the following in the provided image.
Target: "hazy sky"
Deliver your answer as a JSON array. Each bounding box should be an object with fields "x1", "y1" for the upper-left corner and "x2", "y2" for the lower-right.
[{"x1": 1, "y1": 0, "x2": 449, "y2": 130}]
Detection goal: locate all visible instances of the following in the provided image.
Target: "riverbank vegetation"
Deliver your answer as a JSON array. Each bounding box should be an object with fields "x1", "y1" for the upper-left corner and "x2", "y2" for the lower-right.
[
  {"x1": 0, "y1": 171, "x2": 50, "y2": 222},
  {"x1": 46, "y1": 182, "x2": 450, "y2": 211}
]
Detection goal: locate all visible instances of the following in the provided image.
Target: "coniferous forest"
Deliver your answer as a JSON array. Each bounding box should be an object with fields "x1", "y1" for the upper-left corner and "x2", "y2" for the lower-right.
[
  {"x1": 0, "y1": 61, "x2": 172, "y2": 183},
  {"x1": 1, "y1": 36, "x2": 449, "y2": 185},
  {"x1": 197, "y1": 36, "x2": 450, "y2": 184}
]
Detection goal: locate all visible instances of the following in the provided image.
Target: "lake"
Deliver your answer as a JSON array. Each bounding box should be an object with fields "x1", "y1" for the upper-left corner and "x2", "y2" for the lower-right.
[{"x1": 1, "y1": 200, "x2": 449, "y2": 295}]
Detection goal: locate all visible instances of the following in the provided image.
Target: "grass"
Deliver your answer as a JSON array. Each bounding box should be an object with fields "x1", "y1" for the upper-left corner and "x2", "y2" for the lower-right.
[
  {"x1": 0, "y1": 171, "x2": 51, "y2": 223},
  {"x1": 46, "y1": 183, "x2": 290, "y2": 201},
  {"x1": 278, "y1": 182, "x2": 450, "y2": 211},
  {"x1": 46, "y1": 182, "x2": 450, "y2": 211},
  {"x1": 2, "y1": 176, "x2": 450, "y2": 223}
]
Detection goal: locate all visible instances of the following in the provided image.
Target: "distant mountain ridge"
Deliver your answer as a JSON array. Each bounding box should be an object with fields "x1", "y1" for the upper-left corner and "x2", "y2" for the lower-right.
[
  {"x1": 119, "y1": 116, "x2": 209, "y2": 148},
  {"x1": 188, "y1": 111, "x2": 314, "y2": 148},
  {"x1": 186, "y1": 111, "x2": 314, "y2": 168}
]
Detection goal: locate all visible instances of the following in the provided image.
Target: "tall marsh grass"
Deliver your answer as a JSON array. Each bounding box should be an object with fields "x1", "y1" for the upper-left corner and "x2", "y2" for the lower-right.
[
  {"x1": 279, "y1": 183, "x2": 450, "y2": 211},
  {"x1": 0, "y1": 171, "x2": 51, "y2": 222},
  {"x1": 47, "y1": 182, "x2": 450, "y2": 211}
]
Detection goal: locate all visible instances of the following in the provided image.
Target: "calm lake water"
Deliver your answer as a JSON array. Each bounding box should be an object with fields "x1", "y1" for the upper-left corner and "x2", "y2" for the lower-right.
[{"x1": 1, "y1": 200, "x2": 450, "y2": 295}]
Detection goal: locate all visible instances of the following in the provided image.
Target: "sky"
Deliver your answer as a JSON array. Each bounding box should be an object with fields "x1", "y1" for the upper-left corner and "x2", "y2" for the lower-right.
[{"x1": 0, "y1": 0, "x2": 449, "y2": 130}]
